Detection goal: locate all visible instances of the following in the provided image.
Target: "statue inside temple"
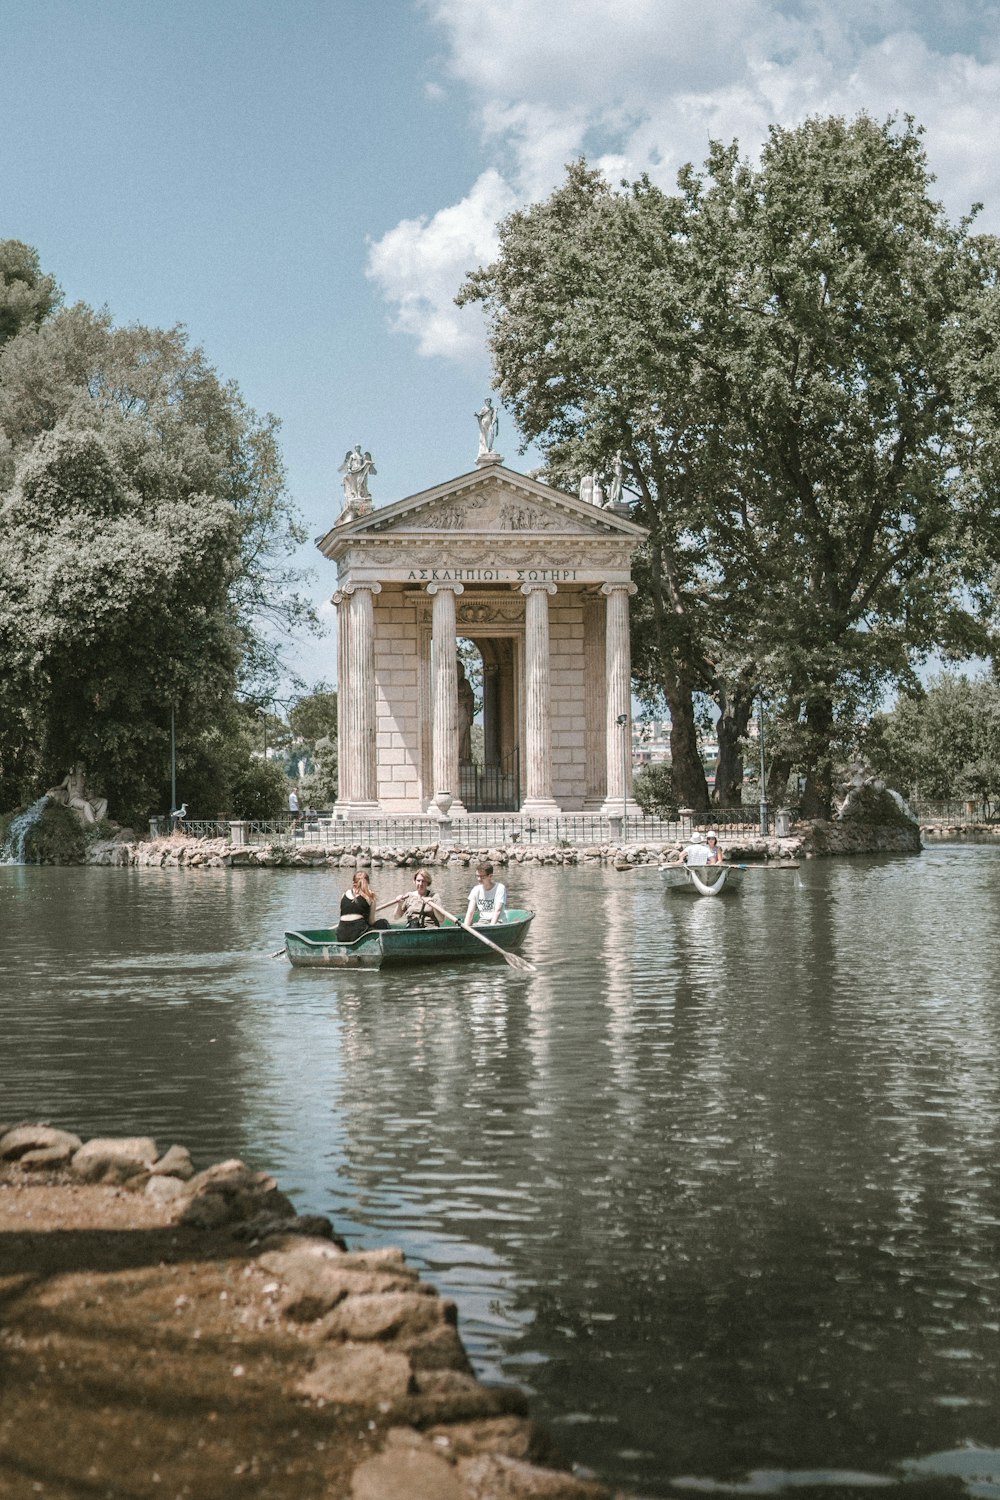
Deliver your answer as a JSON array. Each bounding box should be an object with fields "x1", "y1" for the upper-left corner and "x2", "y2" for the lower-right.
[{"x1": 457, "y1": 660, "x2": 475, "y2": 764}]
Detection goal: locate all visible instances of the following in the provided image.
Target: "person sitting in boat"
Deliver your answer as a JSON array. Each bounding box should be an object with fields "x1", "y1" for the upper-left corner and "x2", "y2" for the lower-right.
[
  {"x1": 336, "y1": 871, "x2": 390, "y2": 944},
  {"x1": 464, "y1": 861, "x2": 507, "y2": 926},
  {"x1": 392, "y1": 868, "x2": 441, "y2": 929},
  {"x1": 704, "y1": 834, "x2": 724, "y2": 865},
  {"x1": 666, "y1": 833, "x2": 711, "y2": 867}
]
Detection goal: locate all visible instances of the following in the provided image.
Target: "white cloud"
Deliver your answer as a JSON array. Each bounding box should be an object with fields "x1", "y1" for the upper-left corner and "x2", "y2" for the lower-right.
[
  {"x1": 371, "y1": 0, "x2": 1000, "y2": 361},
  {"x1": 366, "y1": 168, "x2": 518, "y2": 361}
]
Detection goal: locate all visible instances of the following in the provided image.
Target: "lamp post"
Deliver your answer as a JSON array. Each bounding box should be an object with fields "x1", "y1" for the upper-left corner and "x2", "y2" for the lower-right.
[
  {"x1": 616, "y1": 712, "x2": 629, "y2": 835},
  {"x1": 757, "y1": 693, "x2": 769, "y2": 836},
  {"x1": 170, "y1": 705, "x2": 177, "y2": 823}
]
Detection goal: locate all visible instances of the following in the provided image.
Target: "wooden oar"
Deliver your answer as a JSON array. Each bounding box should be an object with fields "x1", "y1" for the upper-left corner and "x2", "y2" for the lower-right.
[{"x1": 426, "y1": 898, "x2": 536, "y2": 973}]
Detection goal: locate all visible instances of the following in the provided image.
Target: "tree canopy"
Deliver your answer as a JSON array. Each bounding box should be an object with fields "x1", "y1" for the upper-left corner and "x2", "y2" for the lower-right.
[
  {"x1": 460, "y1": 113, "x2": 1000, "y2": 814},
  {"x1": 0, "y1": 255, "x2": 312, "y2": 822},
  {"x1": 867, "y1": 671, "x2": 1000, "y2": 802}
]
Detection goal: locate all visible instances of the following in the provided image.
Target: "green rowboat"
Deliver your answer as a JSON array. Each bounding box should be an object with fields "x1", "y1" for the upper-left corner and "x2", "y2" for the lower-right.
[{"x1": 283, "y1": 909, "x2": 534, "y2": 969}]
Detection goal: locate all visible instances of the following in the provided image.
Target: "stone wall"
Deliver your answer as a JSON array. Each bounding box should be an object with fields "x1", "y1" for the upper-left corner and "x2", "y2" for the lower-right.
[{"x1": 83, "y1": 822, "x2": 917, "y2": 870}]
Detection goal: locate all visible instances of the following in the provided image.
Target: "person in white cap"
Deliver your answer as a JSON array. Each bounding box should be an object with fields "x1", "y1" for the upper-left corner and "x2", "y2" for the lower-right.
[{"x1": 704, "y1": 833, "x2": 724, "y2": 865}]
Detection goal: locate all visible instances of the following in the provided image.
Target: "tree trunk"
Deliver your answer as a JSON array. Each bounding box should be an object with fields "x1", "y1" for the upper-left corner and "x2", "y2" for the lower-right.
[
  {"x1": 667, "y1": 677, "x2": 709, "y2": 811},
  {"x1": 714, "y1": 685, "x2": 753, "y2": 806},
  {"x1": 766, "y1": 755, "x2": 794, "y2": 808},
  {"x1": 799, "y1": 693, "x2": 835, "y2": 819}
]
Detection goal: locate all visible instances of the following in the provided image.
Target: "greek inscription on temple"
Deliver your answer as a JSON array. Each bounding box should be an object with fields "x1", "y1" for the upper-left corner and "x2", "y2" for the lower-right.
[{"x1": 405, "y1": 566, "x2": 578, "y2": 582}]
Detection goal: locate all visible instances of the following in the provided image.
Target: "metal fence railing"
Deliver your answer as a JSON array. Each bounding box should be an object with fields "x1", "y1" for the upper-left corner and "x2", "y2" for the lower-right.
[
  {"x1": 150, "y1": 806, "x2": 801, "y2": 847},
  {"x1": 910, "y1": 800, "x2": 1000, "y2": 824}
]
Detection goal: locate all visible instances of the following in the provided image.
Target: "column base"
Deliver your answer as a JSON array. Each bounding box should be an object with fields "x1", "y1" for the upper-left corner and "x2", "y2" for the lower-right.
[
  {"x1": 333, "y1": 800, "x2": 382, "y2": 818},
  {"x1": 519, "y1": 797, "x2": 562, "y2": 815},
  {"x1": 599, "y1": 798, "x2": 630, "y2": 817}
]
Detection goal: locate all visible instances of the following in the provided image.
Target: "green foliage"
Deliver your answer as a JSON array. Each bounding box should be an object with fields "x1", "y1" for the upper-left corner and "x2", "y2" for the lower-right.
[
  {"x1": 0, "y1": 250, "x2": 315, "y2": 823},
  {"x1": 288, "y1": 688, "x2": 338, "y2": 806},
  {"x1": 23, "y1": 801, "x2": 87, "y2": 864},
  {"x1": 229, "y1": 756, "x2": 288, "y2": 819},
  {"x1": 866, "y1": 671, "x2": 1000, "y2": 801},
  {"x1": 461, "y1": 114, "x2": 1000, "y2": 818},
  {"x1": 288, "y1": 688, "x2": 337, "y2": 745},
  {"x1": 632, "y1": 763, "x2": 677, "y2": 817},
  {"x1": 0, "y1": 241, "x2": 60, "y2": 350}
]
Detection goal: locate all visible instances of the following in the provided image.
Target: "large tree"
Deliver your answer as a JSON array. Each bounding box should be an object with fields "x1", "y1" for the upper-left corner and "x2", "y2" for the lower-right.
[
  {"x1": 460, "y1": 115, "x2": 1000, "y2": 815},
  {"x1": 0, "y1": 264, "x2": 312, "y2": 820},
  {"x1": 866, "y1": 671, "x2": 1000, "y2": 803}
]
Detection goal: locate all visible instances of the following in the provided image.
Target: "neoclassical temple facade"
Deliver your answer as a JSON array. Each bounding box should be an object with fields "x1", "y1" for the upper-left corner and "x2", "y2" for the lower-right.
[{"x1": 318, "y1": 460, "x2": 647, "y2": 815}]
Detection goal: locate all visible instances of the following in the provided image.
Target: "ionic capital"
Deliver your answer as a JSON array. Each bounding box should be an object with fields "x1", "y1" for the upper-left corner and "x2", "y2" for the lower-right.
[
  {"x1": 426, "y1": 582, "x2": 465, "y2": 597},
  {"x1": 344, "y1": 580, "x2": 382, "y2": 596},
  {"x1": 600, "y1": 581, "x2": 638, "y2": 597},
  {"x1": 519, "y1": 582, "x2": 558, "y2": 596}
]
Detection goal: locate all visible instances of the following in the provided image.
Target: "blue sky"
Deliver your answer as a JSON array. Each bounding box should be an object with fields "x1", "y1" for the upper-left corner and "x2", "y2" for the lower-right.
[{"x1": 4, "y1": 0, "x2": 999, "y2": 693}]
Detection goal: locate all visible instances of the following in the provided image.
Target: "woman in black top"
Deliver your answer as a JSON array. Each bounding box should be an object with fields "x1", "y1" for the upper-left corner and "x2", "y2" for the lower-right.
[{"x1": 336, "y1": 871, "x2": 390, "y2": 944}]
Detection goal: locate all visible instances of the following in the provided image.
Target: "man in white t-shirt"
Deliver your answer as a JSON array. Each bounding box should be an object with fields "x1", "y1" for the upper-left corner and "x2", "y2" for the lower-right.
[
  {"x1": 464, "y1": 860, "x2": 508, "y2": 925},
  {"x1": 288, "y1": 788, "x2": 301, "y2": 826},
  {"x1": 680, "y1": 833, "x2": 710, "y2": 866}
]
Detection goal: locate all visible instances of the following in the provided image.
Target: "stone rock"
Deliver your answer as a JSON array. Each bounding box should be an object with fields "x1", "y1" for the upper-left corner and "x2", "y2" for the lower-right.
[
  {"x1": 72, "y1": 1137, "x2": 158, "y2": 1184},
  {"x1": 280, "y1": 1263, "x2": 425, "y2": 1321},
  {"x1": 145, "y1": 1174, "x2": 189, "y2": 1203},
  {"x1": 17, "y1": 1144, "x2": 78, "y2": 1170},
  {"x1": 397, "y1": 1379, "x2": 529, "y2": 1427},
  {"x1": 317, "y1": 1291, "x2": 457, "y2": 1344},
  {"x1": 456, "y1": 1453, "x2": 611, "y2": 1499},
  {"x1": 351, "y1": 1441, "x2": 464, "y2": 1500},
  {"x1": 0, "y1": 1125, "x2": 82, "y2": 1162},
  {"x1": 232, "y1": 1212, "x2": 339, "y2": 1244},
  {"x1": 258, "y1": 1237, "x2": 348, "y2": 1268},
  {"x1": 150, "y1": 1144, "x2": 194, "y2": 1180},
  {"x1": 425, "y1": 1416, "x2": 555, "y2": 1465},
  {"x1": 398, "y1": 1321, "x2": 472, "y2": 1373},
  {"x1": 296, "y1": 1342, "x2": 415, "y2": 1403},
  {"x1": 174, "y1": 1157, "x2": 296, "y2": 1229}
]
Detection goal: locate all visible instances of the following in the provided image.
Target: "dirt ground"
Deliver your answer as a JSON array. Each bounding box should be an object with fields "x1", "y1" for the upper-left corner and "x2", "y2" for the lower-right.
[{"x1": 0, "y1": 1173, "x2": 381, "y2": 1500}]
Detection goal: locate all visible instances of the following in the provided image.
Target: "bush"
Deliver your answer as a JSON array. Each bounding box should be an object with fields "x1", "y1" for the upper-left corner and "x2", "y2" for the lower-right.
[
  {"x1": 632, "y1": 763, "x2": 677, "y2": 817},
  {"x1": 24, "y1": 801, "x2": 88, "y2": 863},
  {"x1": 229, "y1": 757, "x2": 288, "y2": 819}
]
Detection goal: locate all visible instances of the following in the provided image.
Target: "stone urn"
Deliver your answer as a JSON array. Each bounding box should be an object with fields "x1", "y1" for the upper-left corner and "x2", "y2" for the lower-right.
[{"x1": 433, "y1": 789, "x2": 454, "y2": 820}]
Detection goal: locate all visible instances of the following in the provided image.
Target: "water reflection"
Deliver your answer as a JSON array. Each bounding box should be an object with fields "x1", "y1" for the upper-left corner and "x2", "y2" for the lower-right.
[{"x1": 3, "y1": 854, "x2": 1000, "y2": 1495}]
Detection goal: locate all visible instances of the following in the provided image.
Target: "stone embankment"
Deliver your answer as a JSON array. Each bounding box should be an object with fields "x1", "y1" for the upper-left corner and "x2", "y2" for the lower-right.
[
  {"x1": 83, "y1": 819, "x2": 919, "y2": 872},
  {"x1": 0, "y1": 1122, "x2": 619, "y2": 1500}
]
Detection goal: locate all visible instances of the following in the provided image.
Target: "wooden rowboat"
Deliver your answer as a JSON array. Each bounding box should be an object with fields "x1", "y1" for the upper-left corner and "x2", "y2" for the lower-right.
[
  {"x1": 660, "y1": 863, "x2": 740, "y2": 897},
  {"x1": 283, "y1": 909, "x2": 534, "y2": 969}
]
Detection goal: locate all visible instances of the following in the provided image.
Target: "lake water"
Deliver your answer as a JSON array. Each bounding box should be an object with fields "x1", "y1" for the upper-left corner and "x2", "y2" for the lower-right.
[{"x1": 3, "y1": 849, "x2": 1000, "y2": 1497}]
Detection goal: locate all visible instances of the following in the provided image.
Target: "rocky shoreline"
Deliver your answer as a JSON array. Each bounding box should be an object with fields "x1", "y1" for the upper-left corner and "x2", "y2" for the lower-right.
[
  {"x1": 82, "y1": 818, "x2": 920, "y2": 871},
  {"x1": 0, "y1": 1122, "x2": 619, "y2": 1499}
]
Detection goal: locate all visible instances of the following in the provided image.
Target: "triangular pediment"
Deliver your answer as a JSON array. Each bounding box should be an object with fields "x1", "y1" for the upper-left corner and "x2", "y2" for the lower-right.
[{"x1": 317, "y1": 465, "x2": 646, "y2": 559}]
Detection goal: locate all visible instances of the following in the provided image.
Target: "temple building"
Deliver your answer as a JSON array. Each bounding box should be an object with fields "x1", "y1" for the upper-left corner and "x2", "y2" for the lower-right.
[{"x1": 317, "y1": 445, "x2": 647, "y2": 816}]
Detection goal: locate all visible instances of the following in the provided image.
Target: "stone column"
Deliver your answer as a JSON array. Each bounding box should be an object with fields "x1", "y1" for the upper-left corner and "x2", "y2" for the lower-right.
[
  {"x1": 339, "y1": 582, "x2": 381, "y2": 814},
  {"x1": 583, "y1": 592, "x2": 607, "y2": 808},
  {"x1": 333, "y1": 590, "x2": 350, "y2": 810},
  {"x1": 427, "y1": 583, "x2": 466, "y2": 815},
  {"x1": 520, "y1": 582, "x2": 560, "y2": 814},
  {"x1": 601, "y1": 582, "x2": 638, "y2": 815}
]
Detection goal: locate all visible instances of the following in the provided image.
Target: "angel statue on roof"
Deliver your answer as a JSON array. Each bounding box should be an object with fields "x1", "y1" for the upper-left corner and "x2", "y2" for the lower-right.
[{"x1": 338, "y1": 445, "x2": 376, "y2": 510}]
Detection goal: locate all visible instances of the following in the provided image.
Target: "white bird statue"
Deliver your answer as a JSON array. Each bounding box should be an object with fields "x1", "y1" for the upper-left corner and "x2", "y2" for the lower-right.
[{"x1": 170, "y1": 803, "x2": 187, "y2": 821}]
